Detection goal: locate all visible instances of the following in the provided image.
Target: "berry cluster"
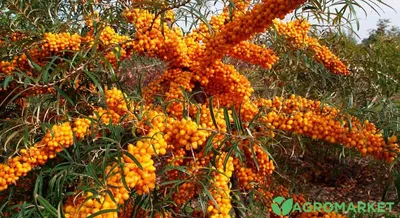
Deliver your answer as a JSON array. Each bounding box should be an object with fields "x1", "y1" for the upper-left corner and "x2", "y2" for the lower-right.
[
  {"x1": 273, "y1": 19, "x2": 350, "y2": 75},
  {"x1": 207, "y1": 153, "x2": 234, "y2": 218},
  {"x1": 105, "y1": 87, "x2": 129, "y2": 114},
  {"x1": 64, "y1": 125, "x2": 164, "y2": 216},
  {"x1": 194, "y1": 60, "x2": 254, "y2": 107},
  {"x1": 228, "y1": 41, "x2": 279, "y2": 70},
  {"x1": 123, "y1": 9, "x2": 190, "y2": 68},
  {"x1": 234, "y1": 140, "x2": 275, "y2": 190},
  {"x1": 0, "y1": 22, "x2": 134, "y2": 82},
  {"x1": 164, "y1": 118, "x2": 209, "y2": 151},
  {"x1": 193, "y1": 0, "x2": 306, "y2": 68},
  {"x1": 42, "y1": 32, "x2": 82, "y2": 52},
  {"x1": 0, "y1": 60, "x2": 15, "y2": 75},
  {"x1": 299, "y1": 211, "x2": 347, "y2": 218},
  {"x1": 0, "y1": 122, "x2": 73, "y2": 191},
  {"x1": 64, "y1": 193, "x2": 118, "y2": 218},
  {"x1": 255, "y1": 95, "x2": 399, "y2": 162}
]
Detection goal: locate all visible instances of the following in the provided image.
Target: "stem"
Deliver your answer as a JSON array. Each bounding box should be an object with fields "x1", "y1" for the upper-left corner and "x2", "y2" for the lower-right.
[{"x1": 230, "y1": 175, "x2": 246, "y2": 218}]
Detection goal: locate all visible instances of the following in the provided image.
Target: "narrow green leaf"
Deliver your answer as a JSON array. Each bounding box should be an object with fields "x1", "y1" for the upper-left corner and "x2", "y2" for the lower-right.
[
  {"x1": 209, "y1": 97, "x2": 219, "y2": 130},
  {"x1": 33, "y1": 172, "x2": 48, "y2": 218},
  {"x1": 231, "y1": 106, "x2": 243, "y2": 133},
  {"x1": 87, "y1": 209, "x2": 119, "y2": 218},
  {"x1": 223, "y1": 144, "x2": 234, "y2": 173},
  {"x1": 2, "y1": 76, "x2": 13, "y2": 89},
  {"x1": 41, "y1": 56, "x2": 59, "y2": 83},
  {"x1": 223, "y1": 108, "x2": 231, "y2": 133},
  {"x1": 122, "y1": 151, "x2": 143, "y2": 170},
  {"x1": 249, "y1": 140, "x2": 259, "y2": 171},
  {"x1": 84, "y1": 69, "x2": 104, "y2": 93},
  {"x1": 54, "y1": 86, "x2": 74, "y2": 105},
  {"x1": 35, "y1": 195, "x2": 58, "y2": 218},
  {"x1": 25, "y1": 53, "x2": 42, "y2": 72},
  {"x1": 248, "y1": 106, "x2": 264, "y2": 129},
  {"x1": 204, "y1": 133, "x2": 217, "y2": 155},
  {"x1": 86, "y1": 163, "x2": 103, "y2": 186}
]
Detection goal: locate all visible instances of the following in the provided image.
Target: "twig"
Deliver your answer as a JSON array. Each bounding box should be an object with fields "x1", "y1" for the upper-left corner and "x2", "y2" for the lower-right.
[{"x1": 15, "y1": 64, "x2": 85, "y2": 88}]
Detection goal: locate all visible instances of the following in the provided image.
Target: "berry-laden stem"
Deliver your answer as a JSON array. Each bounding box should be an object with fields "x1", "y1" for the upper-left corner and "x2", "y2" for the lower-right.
[
  {"x1": 207, "y1": 152, "x2": 234, "y2": 218},
  {"x1": 273, "y1": 19, "x2": 350, "y2": 75},
  {"x1": 192, "y1": 0, "x2": 307, "y2": 69},
  {"x1": 255, "y1": 95, "x2": 399, "y2": 162}
]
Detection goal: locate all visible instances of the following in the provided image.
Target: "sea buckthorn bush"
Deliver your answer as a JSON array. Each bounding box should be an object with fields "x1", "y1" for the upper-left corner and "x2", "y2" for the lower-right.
[{"x1": 0, "y1": 0, "x2": 398, "y2": 218}]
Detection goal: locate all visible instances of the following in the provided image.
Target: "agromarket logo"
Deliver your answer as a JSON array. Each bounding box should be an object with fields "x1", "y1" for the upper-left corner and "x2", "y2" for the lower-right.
[{"x1": 271, "y1": 196, "x2": 395, "y2": 216}]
